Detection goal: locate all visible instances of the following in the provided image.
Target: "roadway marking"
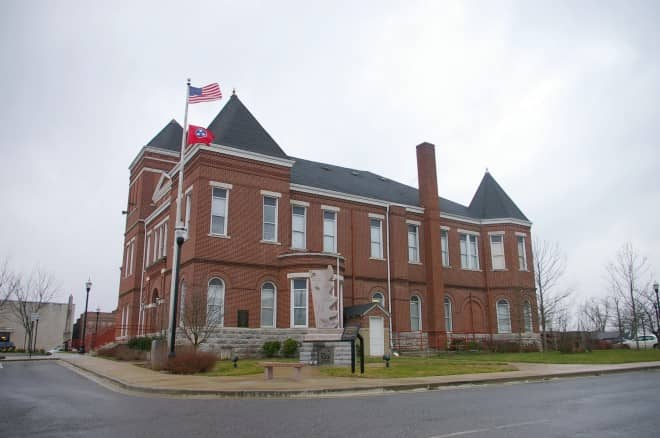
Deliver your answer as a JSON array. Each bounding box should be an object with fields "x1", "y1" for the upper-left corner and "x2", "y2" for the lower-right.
[
  {"x1": 429, "y1": 419, "x2": 550, "y2": 438},
  {"x1": 0, "y1": 363, "x2": 3, "y2": 369}
]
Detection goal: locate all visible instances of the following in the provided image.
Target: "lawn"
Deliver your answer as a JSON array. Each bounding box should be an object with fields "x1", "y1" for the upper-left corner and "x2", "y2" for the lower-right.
[
  {"x1": 320, "y1": 356, "x2": 515, "y2": 378},
  {"x1": 441, "y1": 349, "x2": 660, "y2": 364},
  {"x1": 202, "y1": 358, "x2": 298, "y2": 377}
]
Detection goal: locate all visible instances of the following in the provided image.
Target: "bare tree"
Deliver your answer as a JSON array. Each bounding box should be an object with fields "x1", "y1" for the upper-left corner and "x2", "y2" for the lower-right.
[
  {"x1": 533, "y1": 238, "x2": 571, "y2": 351},
  {"x1": 0, "y1": 258, "x2": 19, "y2": 311},
  {"x1": 579, "y1": 297, "x2": 610, "y2": 332},
  {"x1": 10, "y1": 268, "x2": 58, "y2": 351},
  {"x1": 179, "y1": 285, "x2": 221, "y2": 350},
  {"x1": 605, "y1": 242, "x2": 650, "y2": 349}
]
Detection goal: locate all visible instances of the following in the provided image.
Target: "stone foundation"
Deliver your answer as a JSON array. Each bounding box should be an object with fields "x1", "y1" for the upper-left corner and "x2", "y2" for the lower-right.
[{"x1": 176, "y1": 328, "x2": 309, "y2": 358}]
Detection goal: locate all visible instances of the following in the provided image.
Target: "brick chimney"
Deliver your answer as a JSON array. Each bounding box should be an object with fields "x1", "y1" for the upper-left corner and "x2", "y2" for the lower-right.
[{"x1": 416, "y1": 142, "x2": 445, "y2": 342}]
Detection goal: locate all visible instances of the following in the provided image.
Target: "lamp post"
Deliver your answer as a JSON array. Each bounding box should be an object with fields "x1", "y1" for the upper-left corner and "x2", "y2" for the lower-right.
[
  {"x1": 168, "y1": 231, "x2": 186, "y2": 357},
  {"x1": 654, "y1": 281, "x2": 659, "y2": 334},
  {"x1": 94, "y1": 307, "x2": 100, "y2": 350},
  {"x1": 80, "y1": 279, "x2": 92, "y2": 354}
]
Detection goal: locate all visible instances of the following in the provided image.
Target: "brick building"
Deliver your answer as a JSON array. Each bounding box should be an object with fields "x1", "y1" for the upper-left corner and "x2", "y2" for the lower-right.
[{"x1": 116, "y1": 92, "x2": 538, "y2": 356}]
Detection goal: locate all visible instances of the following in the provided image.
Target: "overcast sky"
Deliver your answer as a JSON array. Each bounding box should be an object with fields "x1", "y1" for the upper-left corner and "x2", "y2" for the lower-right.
[{"x1": 1, "y1": 1, "x2": 658, "y2": 319}]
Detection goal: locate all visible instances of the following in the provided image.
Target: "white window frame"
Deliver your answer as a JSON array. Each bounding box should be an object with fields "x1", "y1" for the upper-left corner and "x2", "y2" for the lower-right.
[
  {"x1": 440, "y1": 228, "x2": 449, "y2": 267},
  {"x1": 260, "y1": 282, "x2": 277, "y2": 327},
  {"x1": 209, "y1": 182, "x2": 232, "y2": 237},
  {"x1": 517, "y1": 233, "x2": 528, "y2": 271},
  {"x1": 523, "y1": 300, "x2": 533, "y2": 333},
  {"x1": 290, "y1": 277, "x2": 309, "y2": 328},
  {"x1": 372, "y1": 291, "x2": 385, "y2": 307},
  {"x1": 459, "y1": 231, "x2": 480, "y2": 270},
  {"x1": 370, "y1": 218, "x2": 383, "y2": 259},
  {"x1": 291, "y1": 205, "x2": 307, "y2": 250},
  {"x1": 184, "y1": 186, "x2": 193, "y2": 238},
  {"x1": 262, "y1": 195, "x2": 279, "y2": 243},
  {"x1": 489, "y1": 232, "x2": 506, "y2": 271},
  {"x1": 444, "y1": 296, "x2": 453, "y2": 332},
  {"x1": 207, "y1": 277, "x2": 225, "y2": 327},
  {"x1": 322, "y1": 209, "x2": 337, "y2": 253},
  {"x1": 145, "y1": 232, "x2": 152, "y2": 266},
  {"x1": 410, "y1": 295, "x2": 422, "y2": 331},
  {"x1": 497, "y1": 299, "x2": 511, "y2": 333},
  {"x1": 407, "y1": 222, "x2": 420, "y2": 263}
]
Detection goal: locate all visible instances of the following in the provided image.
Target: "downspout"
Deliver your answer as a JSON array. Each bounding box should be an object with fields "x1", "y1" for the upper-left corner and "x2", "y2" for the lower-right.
[
  {"x1": 137, "y1": 219, "x2": 147, "y2": 336},
  {"x1": 386, "y1": 204, "x2": 394, "y2": 350}
]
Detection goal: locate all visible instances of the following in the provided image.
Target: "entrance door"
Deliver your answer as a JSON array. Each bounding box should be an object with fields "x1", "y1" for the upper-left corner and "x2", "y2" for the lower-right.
[{"x1": 369, "y1": 316, "x2": 384, "y2": 356}]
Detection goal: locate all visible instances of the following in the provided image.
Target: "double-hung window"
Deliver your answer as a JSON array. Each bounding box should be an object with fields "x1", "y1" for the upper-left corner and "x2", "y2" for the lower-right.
[
  {"x1": 459, "y1": 232, "x2": 479, "y2": 270},
  {"x1": 517, "y1": 234, "x2": 528, "y2": 271},
  {"x1": 440, "y1": 228, "x2": 449, "y2": 267},
  {"x1": 207, "y1": 278, "x2": 225, "y2": 326},
  {"x1": 523, "y1": 301, "x2": 533, "y2": 332},
  {"x1": 210, "y1": 186, "x2": 228, "y2": 236},
  {"x1": 291, "y1": 278, "x2": 308, "y2": 327},
  {"x1": 408, "y1": 223, "x2": 420, "y2": 263},
  {"x1": 291, "y1": 205, "x2": 306, "y2": 249},
  {"x1": 444, "y1": 296, "x2": 453, "y2": 332},
  {"x1": 262, "y1": 196, "x2": 278, "y2": 242},
  {"x1": 261, "y1": 282, "x2": 276, "y2": 327},
  {"x1": 323, "y1": 209, "x2": 337, "y2": 253},
  {"x1": 410, "y1": 296, "x2": 421, "y2": 331},
  {"x1": 497, "y1": 299, "x2": 511, "y2": 333},
  {"x1": 370, "y1": 218, "x2": 383, "y2": 258},
  {"x1": 489, "y1": 233, "x2": 505, "y2": 270}
]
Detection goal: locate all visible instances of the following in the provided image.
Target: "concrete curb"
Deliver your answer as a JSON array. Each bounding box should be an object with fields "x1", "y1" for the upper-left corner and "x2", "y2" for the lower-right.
[{"x1": 57, "y1": 359, "x2": 660, "y2": 399}]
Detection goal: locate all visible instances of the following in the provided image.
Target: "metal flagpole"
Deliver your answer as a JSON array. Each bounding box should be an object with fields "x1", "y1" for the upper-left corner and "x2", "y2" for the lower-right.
[{"x1": 167, "y1": 78, "x2": 191, "y2": 356}]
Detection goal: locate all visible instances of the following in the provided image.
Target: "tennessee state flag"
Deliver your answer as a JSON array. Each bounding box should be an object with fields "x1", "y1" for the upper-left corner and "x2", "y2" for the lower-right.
[{"x1": 187, "y1": 125, "x2": 215, "y2": 145}]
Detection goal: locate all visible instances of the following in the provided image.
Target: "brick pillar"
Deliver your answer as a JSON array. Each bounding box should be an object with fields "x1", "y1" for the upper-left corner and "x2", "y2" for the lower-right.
[{"x1": 416, "y1": 142, "x2": 446, "y2": 349}]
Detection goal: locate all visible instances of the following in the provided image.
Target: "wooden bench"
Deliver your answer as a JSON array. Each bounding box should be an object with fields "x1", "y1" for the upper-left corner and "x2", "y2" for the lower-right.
[{"x1": 259, "y1": 362, "x2": 305, "y2": 380}]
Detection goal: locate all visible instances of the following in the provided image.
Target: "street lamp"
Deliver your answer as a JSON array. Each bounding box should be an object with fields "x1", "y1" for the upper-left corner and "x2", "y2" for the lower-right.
[
  {"x1": 654, "y1": 281, "x2": 659, "y2": 334},
  {"x1": 80, "y1": 278, "x2": 92, "y2": 354},
  {"x1": 168, "y1": 230, "x2": 186, "y2": 357}
]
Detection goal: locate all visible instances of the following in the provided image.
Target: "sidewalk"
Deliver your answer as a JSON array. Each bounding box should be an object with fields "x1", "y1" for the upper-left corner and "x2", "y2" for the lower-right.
[{"x1": 43, "y1": 354, "x2": 660, "y2": 398}]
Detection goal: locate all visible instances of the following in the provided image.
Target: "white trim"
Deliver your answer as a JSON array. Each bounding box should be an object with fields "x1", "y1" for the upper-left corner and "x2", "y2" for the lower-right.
[
  {"x1": 406, "y1": 219, "x2": 421, "y2": 226},
  {"x1": 457, "y1": 228, "x2": 480, "y2": 236},
  {"x1": 145, "y1": 200, "x2": 171, "y2": 225},
  {"x1": 368, "y1": 213, "x2": 385, "y2": 220},
  {"x1": 489, "y1": 233, "x2": 506, "y2": 270},
  {"x1": 202, "y1": 143, "x2": 295, "y2": 168},
  {"x1": 262, "y1": 194, "x2": 279, "y2": 242},
  {"x1": 287, "y1": 272, "x2": 311, "y2": 279},
  {"x1": 405, "y1": 207, "x2": 425, "y2": 214},
  {"x1": 260, "y1": 190, "x2": 282, "y2": 198},
  {"x1": 280, "y1": 252, "x2": 345, "y2": 260},
  {"x1": 290, "y1": 277, "x2": 309, "y2": 328},
  {"x1": 488, "y1": 230, "x2": 505, "y2": 236},
  {"x1": 322, "y1": 209, "x2": 338, "y2": 253},
  {"x1": 184, "y1": 185, "x2": 194, "y2": 195},
  {"x1": 260, "y1": 282, "x2": 277, "y2": 328},
  {"x1": 321, "y1": 204, "x2": 340, "y2": 212},
  {"x1": 130, "y1": 167, "x2": 169, "y2": 187},
  {"x1": 153, "y1": 216, "x2": 169, "y2": 229},
  {"x1": 410, "y1": 295, "x2": 422, "y2": 331},
  {"x1": 208, "y1": 233, "x2": 231, "y2": 239},
  {"x1": 209, "y1": 181, "x2": 233, "y2": 189},
  {"x1": 369, "y1": 217, "x2": 383, "y2": 259},
  {"x1": 441, "y1": 212, "x2": 532, "y2": 227},
  {"x1": 407, "y1": 223, "x2": 420, "y2": 263},
  {"x1": 290, "y1": 199, "x2": 310, "y2": 207},
  {"x1": 291, "y1": 204, "x2": 307, "y2": 250},
  {"x1": 129, "y1": 146, "x2": 180, "y2": 171},
  {"x1": 260, "y1": 240, "x2": 282, "y2": 245},
  {"x1": 515, "y1": 232, "x2": 527, "y2": 237},
  {"x1": 440, "y1": 225, "x2": 451, "y2": 231}
]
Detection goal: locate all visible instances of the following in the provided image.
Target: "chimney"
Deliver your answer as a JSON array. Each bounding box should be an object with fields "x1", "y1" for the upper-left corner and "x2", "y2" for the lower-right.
[{"x1": 416, "y1": 142, "x2": 439, "y2": 213}]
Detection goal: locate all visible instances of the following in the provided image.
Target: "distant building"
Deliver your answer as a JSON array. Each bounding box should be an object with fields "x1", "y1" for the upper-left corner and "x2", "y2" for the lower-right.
[
  {"x1": 0, "y1": 295, "x2": 75, "y2": 351},
  {"x1": 115, "y1": 93, "x2": 538, "y2": 356},
  {"x1": 72, "y1": 309, "x2": 117, "y2": 351}
]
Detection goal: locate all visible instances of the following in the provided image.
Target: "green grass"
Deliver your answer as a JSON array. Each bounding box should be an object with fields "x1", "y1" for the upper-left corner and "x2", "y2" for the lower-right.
[
  {"x1": 202, "y1": 358, "x2": 298, "y2": 377},
  {"x1": 441, "y1": 349, "x2": 660, "y2": 364},
  {"x1": 320, "y1": 356, "x2": 515, "y2": 378}
]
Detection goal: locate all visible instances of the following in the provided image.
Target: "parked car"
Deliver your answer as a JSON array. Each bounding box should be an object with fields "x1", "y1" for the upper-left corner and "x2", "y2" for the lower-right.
[
  {"x1": 47, "y1": 345, "x2": 67, "y2": 355},
  {"x1": 621, "y1": 334, "x2": 658, "y2": 350},
  {"x1": 0, "y1": 336, "x2": 15, "y2": 352}
]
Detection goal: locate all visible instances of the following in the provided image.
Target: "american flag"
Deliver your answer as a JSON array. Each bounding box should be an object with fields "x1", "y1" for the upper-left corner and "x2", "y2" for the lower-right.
[{"x1": 188, "y1": 83, "x2": 222, "y2": 104}]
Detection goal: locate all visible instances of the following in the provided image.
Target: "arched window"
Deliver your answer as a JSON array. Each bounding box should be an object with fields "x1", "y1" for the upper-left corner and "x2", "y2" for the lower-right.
[
  {"x1": 444, "y1": 296, "x2": 453, "y2": 332},
  {"x1": 372, "y1": 292, "x2": 385, "y2": 307},
  {"x1": 261, "y1": 282, "x2": 276, "y2": 327},
  {"x1": 207, "y1": 278, "x2": 225, "y2": 326},
  {"x1": 523, "y1": 301, "x2": 533, "y2": 332},
  {"x1": 178, "y1": 280, "x2": 186, "y2": 327},
  {"x1": 410, "y1": 295, "x2": 421, "y2": 331},
  {"x1": 497, "y1": 299, "x2": 511, "y2": 333}
]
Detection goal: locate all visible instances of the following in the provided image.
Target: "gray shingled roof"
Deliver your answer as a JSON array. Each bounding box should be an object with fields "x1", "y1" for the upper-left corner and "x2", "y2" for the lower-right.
[
  {"x1": 146, "y1": 119, "x2": 182, "y2": 152},
  {"x1": 144, "y1": 96, "x2": 529, "y2": 222},
  {"x1": 468, "y1": 171, "x2": 529, "y2": 221},
  {"x1": 207, "y1": 94, "x2": 287, "y2": 158}
]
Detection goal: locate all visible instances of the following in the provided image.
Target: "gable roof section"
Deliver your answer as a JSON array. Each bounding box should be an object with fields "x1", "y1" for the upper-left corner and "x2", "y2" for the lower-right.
[
  {"x1": 468, "y1": 171, "x2": 529, "y2": 221},
  {"x1": 207, "y1": 94, "x2": 288, "y2": 158},
  {"x1": 290, "y1": 157, "x2": 473, "y2": 217},
  {"x1": 145, "y1": 119, "x2": 182, "y2": 153}
]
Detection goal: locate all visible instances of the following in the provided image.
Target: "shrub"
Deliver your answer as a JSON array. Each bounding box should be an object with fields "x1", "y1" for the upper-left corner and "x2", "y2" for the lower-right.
[
  {"x1": 262, "y1": 341, "x2": 281, "y2": 358},
  {"x1": 128, "y1": 336, "x2": 156, "y2": 351},
  {"x1": 281, "y1": 338, "x2": 299, "y2": 358},
  {"x1": 166, "y1": 349, "x2": 217, "y2": 374},
  {"x1": 96, "y1": 344, "x2": 146, "y2": 361},
  {"x1": 493, "y1": 341, "x2": 521, "y2": 353}
]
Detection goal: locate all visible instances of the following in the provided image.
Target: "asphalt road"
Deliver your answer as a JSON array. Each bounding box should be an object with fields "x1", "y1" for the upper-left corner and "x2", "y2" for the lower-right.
[{"x1": 1, "y1": 361, "x2": 659, "y2": 438}]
